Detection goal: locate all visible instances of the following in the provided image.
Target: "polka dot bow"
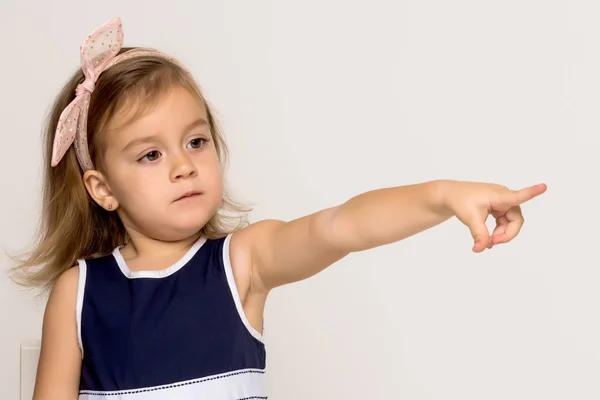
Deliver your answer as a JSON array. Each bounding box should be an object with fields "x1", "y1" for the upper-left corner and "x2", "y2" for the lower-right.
[{"x1": 51, "y1": 17, "x2": 182, "y2": 172}]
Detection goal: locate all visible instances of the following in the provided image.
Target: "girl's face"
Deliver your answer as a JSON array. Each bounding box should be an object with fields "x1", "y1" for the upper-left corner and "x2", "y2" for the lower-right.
[{"x1": 92, "y1": 85, "x2": 224, "y2": 241}]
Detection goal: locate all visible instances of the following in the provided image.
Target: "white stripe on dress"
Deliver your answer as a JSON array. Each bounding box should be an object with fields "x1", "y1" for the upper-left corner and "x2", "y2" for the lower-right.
[{"x1": 78, "y1": 368, "x2": 267, "y2": 400}]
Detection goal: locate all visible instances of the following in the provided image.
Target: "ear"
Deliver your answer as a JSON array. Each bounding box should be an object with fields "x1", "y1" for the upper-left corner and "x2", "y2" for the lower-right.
[{"x1": 82, "y1": 170, "x2": 119, "y2": 211}]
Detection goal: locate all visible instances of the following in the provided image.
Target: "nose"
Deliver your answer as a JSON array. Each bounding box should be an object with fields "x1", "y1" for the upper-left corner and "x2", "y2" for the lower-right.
[{"x1": 170, "y1": 152, "x2": 198, "y2": 181}]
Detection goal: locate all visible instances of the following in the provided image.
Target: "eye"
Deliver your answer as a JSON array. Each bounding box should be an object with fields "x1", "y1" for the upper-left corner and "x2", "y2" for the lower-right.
[
  {"x1": 187, "y1": 138, "x2": 206, "y2": 149},
  {"x1": 139, "y1": 150, "x2": 161, "y2": 162}
]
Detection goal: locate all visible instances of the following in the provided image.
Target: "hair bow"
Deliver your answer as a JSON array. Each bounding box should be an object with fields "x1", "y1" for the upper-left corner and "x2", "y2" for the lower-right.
[
  {"x1": 51, "y1": 18, "x2": 185, "y2": 171},
  {"x1": 51, "y1": 17, "x2": 124, "y2": 171}
]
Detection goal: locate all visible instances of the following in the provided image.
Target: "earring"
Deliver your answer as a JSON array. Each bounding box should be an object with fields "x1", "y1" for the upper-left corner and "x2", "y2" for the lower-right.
[{"x1": 108, "y1": 204, "x2": 113, "y2": 210}]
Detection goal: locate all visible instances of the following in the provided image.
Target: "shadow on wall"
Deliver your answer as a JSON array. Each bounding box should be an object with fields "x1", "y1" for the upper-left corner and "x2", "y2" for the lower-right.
[{"x1": 21, "y1": 340, "x2": 39, "y2": 400}]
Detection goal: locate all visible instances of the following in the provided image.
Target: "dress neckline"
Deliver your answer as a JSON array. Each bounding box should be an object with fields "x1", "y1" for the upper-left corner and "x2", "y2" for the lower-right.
[{"x1": 112, "y1": 236, "x2": 207, "y2": 279}]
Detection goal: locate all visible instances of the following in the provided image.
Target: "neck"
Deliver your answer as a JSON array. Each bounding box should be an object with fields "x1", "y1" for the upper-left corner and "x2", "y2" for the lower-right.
[{"x1": 119, "y1": 228, "x2": 203, "y2": 261}]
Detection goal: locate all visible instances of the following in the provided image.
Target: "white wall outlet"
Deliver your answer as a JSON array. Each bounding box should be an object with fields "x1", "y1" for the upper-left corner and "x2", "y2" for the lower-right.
[{"x1": 20, "y1": 340, "x2": 40, "y2": 400}]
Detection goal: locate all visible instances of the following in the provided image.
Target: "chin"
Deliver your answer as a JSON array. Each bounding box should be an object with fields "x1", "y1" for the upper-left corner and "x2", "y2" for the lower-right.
[
  {"x1": 122, "y1": 206, "x2": 215, "y2": 242},
  {"x1": 170, "y1": 216, "x2": 214, "y2": 237}
]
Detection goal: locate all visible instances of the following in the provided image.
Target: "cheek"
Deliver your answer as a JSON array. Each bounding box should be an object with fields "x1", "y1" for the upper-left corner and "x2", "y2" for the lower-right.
[
  {"x1": 108, "y1": 170, "x2": 161, "y2": 207},
  {"x1": 202, "y1": 161, "x2": 224, "y2": 193},
  {"x1": 198, "y1": 149, "x2": 223, "y2": 181},
  {"x1": 110, "y1": 179, "x2": 142, "y2": 206}
]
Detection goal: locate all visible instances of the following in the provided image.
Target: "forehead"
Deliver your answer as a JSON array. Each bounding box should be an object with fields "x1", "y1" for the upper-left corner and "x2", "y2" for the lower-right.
[{"x1": 104, "y1": 85, "x2": 208, "y2": 147}]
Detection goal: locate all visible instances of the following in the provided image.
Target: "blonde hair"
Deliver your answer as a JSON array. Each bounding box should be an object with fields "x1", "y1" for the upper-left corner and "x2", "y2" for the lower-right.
[{"x1": 10, "y1": 47, "x2": 250, "y2": 293}]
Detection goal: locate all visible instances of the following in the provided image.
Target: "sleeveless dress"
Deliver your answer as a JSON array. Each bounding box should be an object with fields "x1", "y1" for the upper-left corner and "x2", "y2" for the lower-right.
[{"x1": 74, "y1": 234, "x2": 268, "y2": 399}]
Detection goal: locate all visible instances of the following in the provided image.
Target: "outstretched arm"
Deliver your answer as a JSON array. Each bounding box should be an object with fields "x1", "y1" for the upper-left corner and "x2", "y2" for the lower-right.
[{"x1": 237, "y1": 180, "x2": 546, "y2": 291}]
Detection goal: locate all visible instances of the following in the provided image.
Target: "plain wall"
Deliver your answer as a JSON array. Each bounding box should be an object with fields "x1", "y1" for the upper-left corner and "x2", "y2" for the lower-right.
[{"x1": 1, "y1": 0, "x2": 599, "y2": 399}]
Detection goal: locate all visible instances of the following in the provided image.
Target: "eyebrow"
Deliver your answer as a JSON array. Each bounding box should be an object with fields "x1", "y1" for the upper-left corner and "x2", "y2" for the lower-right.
[{"x1": 122, "y1": 118, "x2": 209, "y2": 152}]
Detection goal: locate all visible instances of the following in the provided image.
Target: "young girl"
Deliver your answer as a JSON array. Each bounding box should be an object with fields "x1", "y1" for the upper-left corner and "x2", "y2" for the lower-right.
[{"x1": 13, "y1": 17, "x2": 546, "y2": 400}]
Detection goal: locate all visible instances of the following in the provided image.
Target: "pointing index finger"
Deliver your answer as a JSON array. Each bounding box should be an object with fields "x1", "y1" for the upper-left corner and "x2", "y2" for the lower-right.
[{"x1": 514, "y1": 183, "x2": 547, "y2": 205}]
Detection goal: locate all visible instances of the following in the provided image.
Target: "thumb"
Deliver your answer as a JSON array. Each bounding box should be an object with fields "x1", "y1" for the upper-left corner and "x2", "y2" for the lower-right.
[{"x1": 465, "y1": 213, "x2": 490, "y2": 253}]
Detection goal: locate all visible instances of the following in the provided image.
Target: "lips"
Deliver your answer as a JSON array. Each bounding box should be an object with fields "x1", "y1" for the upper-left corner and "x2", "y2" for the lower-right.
[{"x1": 175, "y1": 191, "x2": 202, "y2": 202}]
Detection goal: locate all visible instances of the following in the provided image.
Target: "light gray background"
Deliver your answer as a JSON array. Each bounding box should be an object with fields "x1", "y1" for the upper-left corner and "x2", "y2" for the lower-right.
[{"x1": 1, "y1": 1, "x2": 598, "y2": 399}]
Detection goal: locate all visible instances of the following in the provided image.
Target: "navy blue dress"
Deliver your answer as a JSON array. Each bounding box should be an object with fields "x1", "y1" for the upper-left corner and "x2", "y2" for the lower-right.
[{"x1": 75, "y1": 234, "x2": 267, "y2": 399}]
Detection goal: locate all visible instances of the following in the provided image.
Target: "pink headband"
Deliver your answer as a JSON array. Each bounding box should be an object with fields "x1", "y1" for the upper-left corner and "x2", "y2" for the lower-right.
[{"x1": 51, "y1": 17, "x2": 181, "y2": 171}]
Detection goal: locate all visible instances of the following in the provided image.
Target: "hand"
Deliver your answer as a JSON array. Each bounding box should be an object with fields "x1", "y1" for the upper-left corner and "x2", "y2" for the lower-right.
[{"x1": 441, "y1": 181, "x2": 547, "y2": 253}]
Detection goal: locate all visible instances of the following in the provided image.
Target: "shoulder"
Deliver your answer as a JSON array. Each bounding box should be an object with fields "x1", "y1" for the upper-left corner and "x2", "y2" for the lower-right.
[
  {"x1": 43, "y1": 265, "x2": 81, "y2": 351},
  {"x1": 229, "y1": 219, "x2": 285, "y2": 267},
  {"x1": 42, "y1": 265, "x2": 81, "y2": 347},
  {"x1": 43, "y1": 265, "x2": 81, "y2": 335},
  {"x1": 227, "y1": 220, "x2": 284, "y2": 296},
  {"x1": 231, "y1": 219, "x2": 285, "y2": 250},
  {"x1": 49, "y1": 265, "x2": 80, "y2": 305},
  {"x1": 34, "y1": 266, "x2": 82, "y2": 398}
]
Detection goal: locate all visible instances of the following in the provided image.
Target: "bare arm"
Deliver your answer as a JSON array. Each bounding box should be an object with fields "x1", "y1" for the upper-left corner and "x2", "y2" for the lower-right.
[
  {"x1": 237, "y1": 179, "x2": 545, "y2": 291},
  {"x1": 237, "y1": 181, "x2": 450, "y2": 291},
  {"x1": 33, "y1": 266, "x2": 82, "y2": 400}
]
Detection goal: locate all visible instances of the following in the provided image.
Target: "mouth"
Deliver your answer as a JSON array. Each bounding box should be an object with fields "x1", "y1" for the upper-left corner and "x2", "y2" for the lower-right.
[{"x1": 174, "y1": 191, "x2": 202, "y2": 202}]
